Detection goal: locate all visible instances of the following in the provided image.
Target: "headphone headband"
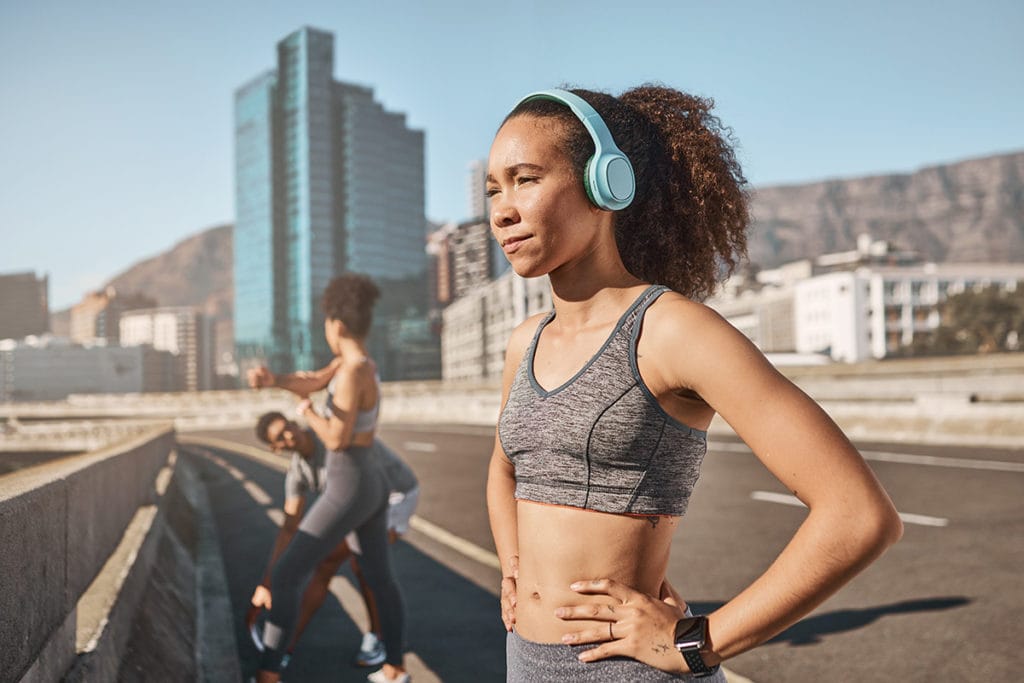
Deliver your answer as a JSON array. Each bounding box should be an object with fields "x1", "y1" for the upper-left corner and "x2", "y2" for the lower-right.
[{"x1": 514, "y1": 89, "x2": 635, "y2": 211}]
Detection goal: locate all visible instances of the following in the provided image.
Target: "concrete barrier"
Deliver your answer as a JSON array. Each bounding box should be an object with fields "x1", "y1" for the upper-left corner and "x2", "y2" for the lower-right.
[{"x1": 0, "y1": 425, "x2": 174, "y2": 683}]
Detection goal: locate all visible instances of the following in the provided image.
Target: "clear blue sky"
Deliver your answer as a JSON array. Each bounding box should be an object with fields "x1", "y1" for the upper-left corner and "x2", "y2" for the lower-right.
[{"x1": 2, "y1": 0, "x2": 1021, "y2": 309}]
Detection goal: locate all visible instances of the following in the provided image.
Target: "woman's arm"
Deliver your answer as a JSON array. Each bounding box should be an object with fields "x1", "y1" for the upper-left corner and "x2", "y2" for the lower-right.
[
  {"x1": 675, "y1": 303, "x2": 903, "y2": 661},
  {"x1": 248, "y1": 358, "x2": 342, "y2": 398},
  {"x1": 560, "y1": 298, "x2": 902, "y2": 670},
  {"x1": 487, "y1": 314, "x2": 544, "y2": 631},
  {"x1": 300, "y1": 364, "x2": 361, "y2": 452},
  {"x1": 251, "y1": 495, "x2": 306, "y2": 608}
]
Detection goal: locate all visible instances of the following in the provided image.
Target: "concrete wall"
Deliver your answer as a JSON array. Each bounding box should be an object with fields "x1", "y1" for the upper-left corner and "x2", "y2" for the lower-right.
[
  {"x1": 0, "y1": 425, "x2": 174, "y2": 683},
  {"x1": 378, "y1": 355, "x2": 1024, "y2": 449}
]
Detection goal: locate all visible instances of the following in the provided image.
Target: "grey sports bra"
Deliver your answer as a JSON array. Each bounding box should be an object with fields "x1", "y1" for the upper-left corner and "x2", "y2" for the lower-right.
[
  {"x1": 324, "y1": 372, "x2": 380, "y2": 434},
  {"x1": 497, "y1": 285, "x2": 708, "y2": 517}
]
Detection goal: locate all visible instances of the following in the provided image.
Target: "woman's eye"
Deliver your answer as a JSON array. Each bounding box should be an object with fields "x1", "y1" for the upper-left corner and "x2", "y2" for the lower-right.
[
  {"x1": 485, "y1": 187, "x2": 500, "y2": 197},
  {"x1": 516, "y1": 176, "x2": 537, "y2": 186}
]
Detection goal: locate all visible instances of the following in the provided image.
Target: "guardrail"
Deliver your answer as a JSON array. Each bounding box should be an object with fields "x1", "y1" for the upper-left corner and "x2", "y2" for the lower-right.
[{"x1": 0, "y1": 425, "x2": 174, "y2": 682}]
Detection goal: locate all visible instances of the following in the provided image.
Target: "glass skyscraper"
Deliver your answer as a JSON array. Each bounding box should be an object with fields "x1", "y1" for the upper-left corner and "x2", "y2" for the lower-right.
[{"x1": 234, "y1": 27, "x2": 427, "y2": 376}]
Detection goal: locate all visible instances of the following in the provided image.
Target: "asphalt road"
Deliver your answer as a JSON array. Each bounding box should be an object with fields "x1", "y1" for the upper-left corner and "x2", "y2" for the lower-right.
[{"x1": 188, "y1": 424, "x2": 1024, "y2": 682}]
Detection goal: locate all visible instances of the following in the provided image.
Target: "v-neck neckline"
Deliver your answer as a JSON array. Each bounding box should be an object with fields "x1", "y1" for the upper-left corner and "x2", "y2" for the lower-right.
[{"x1": 527, "y1": 285, "x2": 658, "y2": 397}]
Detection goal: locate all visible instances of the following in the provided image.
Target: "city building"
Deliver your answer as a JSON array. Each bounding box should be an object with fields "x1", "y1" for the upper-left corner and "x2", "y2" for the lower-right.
[
  {"x1": 0, "y1": 336, "x2": 176, "y2": 401},
  {"x1": 795, "y1": 263, "x2": 1024, "y2": 361},
  {"x1": 0, "y1": 271, "x2": 49, "y2": 341},
  {"x1": 467, "y1": 159, "x2": 489, "y2": 221},
  {"x1": 442, "y1": 270, "x2": 551, "y2": 382},
  {"x1": 69, "y1": 287, "x2": 155, "y2": 344},
  {"x1": 233, "y1": 27, "x2": 428, "y2": 378},
  {"x1": 119, "y1": 307, "x2": 214, "y2": 391},
  {"x1": 706, "y1": 235, "x2": 1024, "y2": 363}
]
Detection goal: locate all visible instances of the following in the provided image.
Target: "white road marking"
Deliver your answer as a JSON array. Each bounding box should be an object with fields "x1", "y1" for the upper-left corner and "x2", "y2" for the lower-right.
[
  {"x1": 403, "y1": 441, "x2": 438, "y2": 452},
  {"x1": 750, "y1": 490, "x2": 949, "y2": 527},
  {"x1": 409, "y1": 515, "x2": 501, "y2": 571},
  {"x1": 712, "y1": 441, "x2": 1024, "y2": 473}
]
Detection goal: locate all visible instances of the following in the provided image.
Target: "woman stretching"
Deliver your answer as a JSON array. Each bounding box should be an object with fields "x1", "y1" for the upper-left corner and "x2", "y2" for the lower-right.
[
  {"x1": 486, "y1": 86, "x2": 903, "y2": 680},
  {"x1": 254, "y1": 273, "x2": 408, "y2": 683}
]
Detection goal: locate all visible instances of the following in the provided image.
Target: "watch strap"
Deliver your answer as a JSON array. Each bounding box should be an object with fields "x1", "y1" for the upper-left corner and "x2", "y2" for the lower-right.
[{"x1": 681, "y1": 648, "x2": 720, "y2": 677}]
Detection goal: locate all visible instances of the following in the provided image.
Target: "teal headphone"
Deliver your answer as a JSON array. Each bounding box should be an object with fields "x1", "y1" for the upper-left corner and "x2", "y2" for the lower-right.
[{"x1": 515, "y1": 89, "x2": 636, "y2": 211}]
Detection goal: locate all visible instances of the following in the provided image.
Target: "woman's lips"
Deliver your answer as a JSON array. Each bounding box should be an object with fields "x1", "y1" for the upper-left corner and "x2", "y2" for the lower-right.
[{"x1": 502, "y1": 234, "x2": 531, "y2": 254}]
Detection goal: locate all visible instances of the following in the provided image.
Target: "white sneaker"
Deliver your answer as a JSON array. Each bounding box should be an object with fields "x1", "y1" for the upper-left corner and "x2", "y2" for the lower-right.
[
  {"x1": 354, "y1": 632, "x2": 387, "y2": 667},
  {"x1": 367, "y1": 670, "x2": 410, "y2": 683}
]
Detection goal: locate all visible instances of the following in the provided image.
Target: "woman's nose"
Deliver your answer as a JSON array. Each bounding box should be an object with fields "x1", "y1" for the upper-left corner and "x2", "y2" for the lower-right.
[{"x1": 491, "y1": 197, "x2": 519, "y2": 228}]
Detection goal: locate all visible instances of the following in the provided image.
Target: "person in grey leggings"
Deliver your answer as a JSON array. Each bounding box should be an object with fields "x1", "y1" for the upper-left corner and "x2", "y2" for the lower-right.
[{"x1": 251, "y1": 272, "x2": 408, "y2": 683}]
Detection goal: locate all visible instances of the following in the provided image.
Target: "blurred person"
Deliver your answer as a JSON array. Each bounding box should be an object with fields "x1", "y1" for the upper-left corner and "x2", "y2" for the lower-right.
[
  {"x1": 247, "y1": 410, "x2": 420, "y2": 672},
  {"x1": 486, "y1": 86, "x2": 903, "y2": 680},
  {"x1": 251, "y1": 273, "x2": 409, "y2": 683}
]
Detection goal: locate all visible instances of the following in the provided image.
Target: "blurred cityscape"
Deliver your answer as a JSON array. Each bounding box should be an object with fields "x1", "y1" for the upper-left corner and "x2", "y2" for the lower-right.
[
  {"x1": 2, "y1": 23, "x2": 1024, "y2": 683},
  {"x1": 1, "y1": 24, "x2": 1023, "y2": 402}
]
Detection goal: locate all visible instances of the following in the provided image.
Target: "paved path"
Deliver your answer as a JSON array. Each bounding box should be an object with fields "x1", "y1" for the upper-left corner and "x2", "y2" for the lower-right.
[{"x1": 185, "y1": 425, "x2": 1024, "y2": 682}]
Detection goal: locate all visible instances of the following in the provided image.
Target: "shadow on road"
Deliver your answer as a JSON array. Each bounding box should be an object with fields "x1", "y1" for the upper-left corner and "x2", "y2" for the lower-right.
[
  {"x1": 181, "y1": 444, "x2": 506, "y2": 682},
  {"x1": 690, "y1": 596, "x2": 972, "y2": 648}
]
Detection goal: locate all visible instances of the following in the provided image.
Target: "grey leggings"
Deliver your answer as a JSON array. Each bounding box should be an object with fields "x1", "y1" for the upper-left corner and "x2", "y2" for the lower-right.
[
  {"x1": 259, "y1": 445, "x2": 405, "y2": 672},
  {"x1": 506, "y1": 607, "x2": 727, "y2": 682}
]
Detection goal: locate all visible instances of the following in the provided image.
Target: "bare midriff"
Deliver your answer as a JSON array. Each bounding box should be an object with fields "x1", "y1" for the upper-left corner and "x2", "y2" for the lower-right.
[{"x1": 513, "y1": 500, "x2": 680, "y2": 643}]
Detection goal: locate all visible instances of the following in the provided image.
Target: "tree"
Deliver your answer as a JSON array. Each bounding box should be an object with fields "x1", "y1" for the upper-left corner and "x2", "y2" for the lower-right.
[{"x1": 910, "y1": 287, "x2": 1024, "y2": 356}]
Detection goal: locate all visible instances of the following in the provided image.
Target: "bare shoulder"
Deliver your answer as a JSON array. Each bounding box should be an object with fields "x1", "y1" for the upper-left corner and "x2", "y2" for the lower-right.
[{"x1": 641, "y1": 290, "x2": 776, "y2": 389}]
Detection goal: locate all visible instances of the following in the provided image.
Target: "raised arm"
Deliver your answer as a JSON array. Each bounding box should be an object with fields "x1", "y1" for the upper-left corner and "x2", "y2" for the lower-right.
[
  {"x1": 248, "y1": 357, "x2": 342, "y2": 399},
  {"x1": 487, "y1": 314, "x2": 543, "y2": 631}
]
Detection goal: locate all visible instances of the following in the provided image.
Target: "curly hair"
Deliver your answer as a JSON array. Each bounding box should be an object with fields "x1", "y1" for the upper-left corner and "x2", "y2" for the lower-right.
[
  {"x1": 322, "y1": 272, "x2": 381, "y2": 337},
  {"x1": 255, "y1": 410, "x2": 286, "y2": 444},
  {"x1": 506, "y1": 85, "x2": 749, "y2": 300}
]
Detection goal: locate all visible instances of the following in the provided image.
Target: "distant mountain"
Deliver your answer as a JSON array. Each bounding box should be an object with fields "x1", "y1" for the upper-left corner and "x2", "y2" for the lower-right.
[
  {"x1": 47, "y1": 150, "x2": 1024, "y2": 338},
  {"x1": 748, "y1": 151, "x2": 1024, "y2": 267},
  {"x1": 104, "y1": 223, "x2": 233, "y2": 319}
]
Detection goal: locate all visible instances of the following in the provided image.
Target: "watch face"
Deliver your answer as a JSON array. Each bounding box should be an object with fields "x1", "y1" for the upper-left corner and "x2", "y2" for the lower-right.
[{"x1": 674, "y1": 617, "x2": 707, "y2": 651}]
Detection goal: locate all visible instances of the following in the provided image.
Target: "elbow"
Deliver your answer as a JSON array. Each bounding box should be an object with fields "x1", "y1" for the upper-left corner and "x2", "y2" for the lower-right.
[{"x1": 853, "y1": 502, "x2": 904, "y2": 558}]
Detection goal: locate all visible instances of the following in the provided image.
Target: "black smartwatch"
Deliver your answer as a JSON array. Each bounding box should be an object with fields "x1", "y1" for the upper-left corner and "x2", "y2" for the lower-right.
[{"x1": 673, "y1": 615, "x2": 720, "y2": 678}]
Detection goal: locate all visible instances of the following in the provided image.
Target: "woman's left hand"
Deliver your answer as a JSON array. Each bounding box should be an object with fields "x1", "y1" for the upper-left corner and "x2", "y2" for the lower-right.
[{"x1": 556, "y1": 578, "x2": 689, "y2": 674}]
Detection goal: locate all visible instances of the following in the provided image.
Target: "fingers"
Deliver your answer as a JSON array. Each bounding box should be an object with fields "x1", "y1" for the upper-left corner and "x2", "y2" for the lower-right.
[
  {"x1": 560, "y1": 621, "x2": 626, "y2": 645},
  {"x1": 576, "y1": 641, "x2": 627, "y2": 663},
  {"x1": 500, "y1": 575, "x2": 517, "y2": 632},
  {"x1": 569, "y1": 578, "x2": 635, "y2": 602},
  {"x1": 555, "y1": 603, "x2": 621, "y2": 622}
]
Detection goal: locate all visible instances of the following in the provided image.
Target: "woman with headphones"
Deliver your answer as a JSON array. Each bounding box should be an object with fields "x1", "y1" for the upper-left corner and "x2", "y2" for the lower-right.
[{"x1": 485, "y1": 86, "x2": 903, "y2": 680}]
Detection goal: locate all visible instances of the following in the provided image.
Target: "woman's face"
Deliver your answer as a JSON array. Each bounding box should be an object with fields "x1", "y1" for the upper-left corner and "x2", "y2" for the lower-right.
[{"x1": 487, "y1": 115, "x2": 604, "y2": 278}]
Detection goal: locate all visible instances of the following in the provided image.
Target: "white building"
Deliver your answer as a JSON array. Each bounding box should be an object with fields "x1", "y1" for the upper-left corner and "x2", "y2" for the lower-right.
[
  {"x1": 0, "y1": 336, "x2": 176, "y2": 401},
  {"x1": 709, "y1": 236, "x2": 1024, "y2": 363},
  {"x1": 442, "y1": 271, "x2": 551, "y2": 382},
  {"x1": 120, "y1": 307, "x2": 213, "y2": 391}
]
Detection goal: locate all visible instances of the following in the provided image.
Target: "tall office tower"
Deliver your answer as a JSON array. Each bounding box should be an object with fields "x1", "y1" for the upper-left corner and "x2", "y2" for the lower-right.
[
  {"x1": 234, "y1": 27, "x2": 427, "y2": 377},
  {"x1": 0, "y1": 271, "x2": 48, "y2": 341},
  {"x1": 467, "y1": 159, "x2": 489, "y2": 221},
  {"x1": 465, "y1": 159, "x2": 509, "y2": 280}
]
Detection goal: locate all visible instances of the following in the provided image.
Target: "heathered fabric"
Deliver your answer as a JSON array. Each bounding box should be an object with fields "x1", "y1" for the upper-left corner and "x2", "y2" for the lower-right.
[
  {"x1": 324, "y1": 372, "x2": 380, "y2": 433},
  {"x1": 506, "y1": 607, "x2": 726, "y2": 682},
  {"x1": 498, "y1": 285, "x2": 708, "y2": 516}
]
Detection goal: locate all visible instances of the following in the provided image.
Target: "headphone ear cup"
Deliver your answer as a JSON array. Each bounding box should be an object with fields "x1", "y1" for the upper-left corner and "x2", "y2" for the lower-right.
[
  {"x1": 582, "y1": 156, "x2": 599, "y2": 207},
  {"x1": 587, "y1": 152, "x2": 635, "y2": 211}
]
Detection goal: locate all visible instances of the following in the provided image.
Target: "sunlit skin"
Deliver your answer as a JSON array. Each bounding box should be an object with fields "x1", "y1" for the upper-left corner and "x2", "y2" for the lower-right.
[{"x1": 486, "y1": 113, "x2": 902, "y2": 674}]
